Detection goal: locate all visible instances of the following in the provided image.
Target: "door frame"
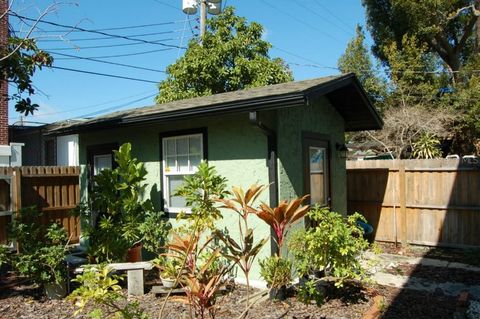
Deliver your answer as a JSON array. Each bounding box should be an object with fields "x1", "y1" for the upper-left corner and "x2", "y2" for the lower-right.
[{"x1": 302, "y1": 131, "x2": 332, "y2": 210}]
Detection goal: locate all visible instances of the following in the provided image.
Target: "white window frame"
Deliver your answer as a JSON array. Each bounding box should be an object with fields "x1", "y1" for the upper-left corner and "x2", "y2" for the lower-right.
[
  {"x1": 162, "y1": 133, "x2": 203, "y2": 213},
  {"x1": 93, "y1": 154, "x2": 113, "y2": 176}
]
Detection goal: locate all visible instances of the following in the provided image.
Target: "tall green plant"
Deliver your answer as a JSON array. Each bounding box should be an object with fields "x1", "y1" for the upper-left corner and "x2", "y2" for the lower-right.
[
  {"x1": 158, "y1": 162, "x2": 230, "y2": 319},
  {"x1": 81, "y1": 143, "x2": 170, "y2": 262},
  {"x1": 174, "y1": 161, "x2": 230, "y2": 232}
]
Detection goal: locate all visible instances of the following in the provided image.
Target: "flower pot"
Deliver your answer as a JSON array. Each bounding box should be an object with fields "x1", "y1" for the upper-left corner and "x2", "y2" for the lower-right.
[
  {"x1": 161, "y1": 277, "x2": 177, "y2": 288},
  {"x1": 126, "y1": 243, "x2": 143, "y2": 262},
  {"x1": 269, "y1": 285, "x2": 287, "y2": 301},
  {"x1": 45, "y1": 281, "x2": 67, "y2": 299}
]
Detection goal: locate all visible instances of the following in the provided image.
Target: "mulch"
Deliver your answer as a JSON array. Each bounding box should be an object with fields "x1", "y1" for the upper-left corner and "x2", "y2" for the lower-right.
[{"x1": 0, "y1": 269, "x2": 458, "y2": 319}]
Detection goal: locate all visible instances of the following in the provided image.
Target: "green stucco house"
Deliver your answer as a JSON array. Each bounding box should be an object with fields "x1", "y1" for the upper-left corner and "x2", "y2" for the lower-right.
[{"x1": 50, "y1": 73, "x2": 382, "y2": 284}]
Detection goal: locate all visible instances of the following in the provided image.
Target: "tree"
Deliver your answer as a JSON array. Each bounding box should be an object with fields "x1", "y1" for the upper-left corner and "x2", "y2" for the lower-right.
[
  {"x1": 362, "y1": 0, "x2": 480, "y2": 73},
  {"x1": 1, "y1": 37, "x2": 53, "y2": 115},
  {"x1": 337, "y1": 25, "x2": 386, "y2": 110},
  {"x1": 341, "y1": 24, "x2": 458, "y2": 158},
  {"x1": 1, "y1": 3, "x2": 56, "y2": 116},
  {"x1": 156, "y1": 7, "x2": 293, "y2": 103}
]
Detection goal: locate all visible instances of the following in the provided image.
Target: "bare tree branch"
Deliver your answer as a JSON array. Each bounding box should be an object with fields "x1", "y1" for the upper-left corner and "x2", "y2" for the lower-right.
[{"x1": 1, "y1": 2, "x2": 62, "y2": 62}]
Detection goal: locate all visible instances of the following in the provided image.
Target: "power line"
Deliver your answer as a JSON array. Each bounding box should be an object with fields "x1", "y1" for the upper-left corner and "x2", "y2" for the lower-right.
[
  {"x1": 313, "y1": 0, "x2": 353, "y2": 31},
  {"x1": 8, "y1": 90, "x2": 159, "y2": 120},
  {"x1": 12, "y1": 19, "x2": 195, "y2": 33},
  {"x1": 272, "y1": 46, "x2": 338, "y2": 70},
  {"x1": 48, "y1": 65, "x2": 160, "y2": 83},
  {"x1": 78, "y1": 93, "x2": 158, "y2": 118},
  {"x1": 52, "y1": 48, "x2": 175, "y2": 60},
  {"x1": 44, "y1": 35, "x2": 192, "y2": 51},
  {"x1": 36, "y1": 29, "x2": 181, "y2": 42},
  {"x1": 47, "y1": 51, "x2": 167, "y2": 73},
  {"x1": 259, "y1": 0, "x2": 342, "y2": 44},
  {"x1": 10, "y1": 13, "x2": 187, "y2": 49},
  {"x1": 291, "y1": 0, "x2": 353, "y2": 36}
]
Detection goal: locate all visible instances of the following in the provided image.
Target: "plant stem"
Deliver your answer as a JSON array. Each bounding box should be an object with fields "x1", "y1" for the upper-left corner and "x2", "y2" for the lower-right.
[{"x1": 158, "y1": 220, "x2": 200, "y2": 319}]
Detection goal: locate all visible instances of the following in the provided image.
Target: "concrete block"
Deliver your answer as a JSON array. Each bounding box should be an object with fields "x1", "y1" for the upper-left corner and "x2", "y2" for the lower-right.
[{"x1": 127, "y1": 269, "x2": 144, "y2": 296}]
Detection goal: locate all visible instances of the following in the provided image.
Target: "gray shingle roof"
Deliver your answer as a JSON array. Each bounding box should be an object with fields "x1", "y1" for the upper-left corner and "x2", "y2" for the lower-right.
[{"x1": 48, "y1": 73, "x2": 382, "y2": 134}]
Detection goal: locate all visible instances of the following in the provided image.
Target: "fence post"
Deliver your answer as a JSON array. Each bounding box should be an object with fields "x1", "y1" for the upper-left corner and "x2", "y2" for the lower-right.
[
  {"x1": 13, "y1": 167, "x2": 21, "y2": 213},
  {"x1": 399, "y1": 161, "x2": 407, "y2": 245}
]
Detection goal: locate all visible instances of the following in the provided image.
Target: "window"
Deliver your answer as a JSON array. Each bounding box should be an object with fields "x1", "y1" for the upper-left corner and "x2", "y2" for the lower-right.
[
  {"x1": 303, "y1": 134, "x2": 330, "y2": 209},
  {"x1": 86, "y1": 143, "x2": 118, "y2": 188},
  {"x1": 162, "y1": 133, "x2": 203, "y2": 212},
  {"x1": 93, "y1": 154, "x2": 112, "y2": 175},
  {"x1": 308, "y1": 146, "x2": 329, "y2": 206}
]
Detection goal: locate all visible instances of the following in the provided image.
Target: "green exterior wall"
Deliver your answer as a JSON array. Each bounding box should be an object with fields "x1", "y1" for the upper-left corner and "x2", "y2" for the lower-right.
[
  {"x1": 77, "y1": 98, "x2": 347, "y2": 281},
  {"x1": 78, "y1": 113, "x2": 272, "y2": 280},
  {"x1": 277, "y1": 96, "x2": 347, "y2": 215}
]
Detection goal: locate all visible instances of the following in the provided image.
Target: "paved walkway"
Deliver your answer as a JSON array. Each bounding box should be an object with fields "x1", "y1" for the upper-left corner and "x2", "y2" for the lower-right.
[{"x1": 364, "y1": 252, "x2": 480, "y2": 301}]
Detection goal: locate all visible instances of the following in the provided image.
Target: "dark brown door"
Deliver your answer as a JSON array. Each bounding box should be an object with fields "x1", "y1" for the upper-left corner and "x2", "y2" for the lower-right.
[{"x1": 303, "y1": 135, "x2": 330, "y2": 208}]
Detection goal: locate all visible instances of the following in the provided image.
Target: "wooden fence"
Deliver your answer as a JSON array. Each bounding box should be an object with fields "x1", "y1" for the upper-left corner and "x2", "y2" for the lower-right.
[
  {"x1": 347, "y1": 159, "x2": 480, "y2": 248},
  {"x1": 0, "y1": 166, "x2": 81, "y2": 245}
]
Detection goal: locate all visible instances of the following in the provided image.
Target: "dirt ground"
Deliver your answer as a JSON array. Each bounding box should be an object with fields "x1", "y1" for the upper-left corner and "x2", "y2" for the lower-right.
[{"x1": 0, "y1": 269, "x2": 457, "y2": 319}]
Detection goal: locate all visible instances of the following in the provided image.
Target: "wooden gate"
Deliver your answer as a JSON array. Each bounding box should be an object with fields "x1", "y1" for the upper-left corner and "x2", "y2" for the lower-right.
[{"x1": 0, "y1": 166, "x2": 81, "y2": 244}]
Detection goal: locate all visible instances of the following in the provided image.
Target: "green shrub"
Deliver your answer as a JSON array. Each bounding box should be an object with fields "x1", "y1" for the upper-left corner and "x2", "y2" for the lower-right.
[
  {"x1": 69, "y1": 265, "x2": 148, "y2": 319},
  {"x1": 80, "y1": 143, "x2": 170, "y2": 262},
  {"x1": 288, "y1": 207, "x2": 369, "y2": 287},
  {"x1": 0, "y1": 244, "x2": 10, "y2": 268},
  {"x1": 9, "y1": 208, "x2": 69, "y2": 285},
  {"x1": 297, "y1": 278, "x2": 324, "y2": 306},
  {"x1": 259, "y1": 256, "x2": 292, "y2": 289}
]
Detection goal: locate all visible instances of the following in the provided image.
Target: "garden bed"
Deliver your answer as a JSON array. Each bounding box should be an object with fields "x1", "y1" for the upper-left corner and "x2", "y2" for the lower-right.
[{"x1": 0, "y1": 270, "x2": 457, "y2": 319}]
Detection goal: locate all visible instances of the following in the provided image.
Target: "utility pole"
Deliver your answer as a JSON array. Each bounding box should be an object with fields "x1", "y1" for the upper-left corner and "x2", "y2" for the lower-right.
[
  {"x1": 182, "y1": 0, "x2": 222, "y2": 44},
  {"x1": 200, "y1": 0, "x2": 207, "y2": 39}
]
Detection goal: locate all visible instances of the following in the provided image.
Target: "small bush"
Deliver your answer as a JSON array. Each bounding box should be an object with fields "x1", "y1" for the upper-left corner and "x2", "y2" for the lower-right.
[
  {"x1": 288, "y1": 207, "x2": 369, "y2": 287},
  {"x1": 259, "y1": 256, "x2": 292, "y2": 288}
]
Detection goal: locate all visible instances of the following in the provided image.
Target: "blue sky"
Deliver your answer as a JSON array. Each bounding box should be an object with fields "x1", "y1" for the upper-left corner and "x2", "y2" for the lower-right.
[{"x1": 8, "y1": 0, "x2": 371, "y2": 124}]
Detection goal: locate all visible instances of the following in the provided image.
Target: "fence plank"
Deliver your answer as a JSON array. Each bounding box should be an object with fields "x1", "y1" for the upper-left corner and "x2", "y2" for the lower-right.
[
  {"x1": 0, "y1": 166, "x2": 81, "y2": 245},
  {"x1": 347, "y1": 159, "x2": 480, "y2": 248}
]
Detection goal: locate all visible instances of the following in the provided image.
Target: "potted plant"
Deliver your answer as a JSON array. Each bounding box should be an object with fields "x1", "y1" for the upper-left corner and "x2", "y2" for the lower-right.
[
  {"x1": 79, "y1": 143, "x2": 171, "y2": 263},
  {"x1": 259, "y1": 256, "x2": 292, "y2": 301},
  {"x1": 153, "y1": 256, "x2": 181, "y2": 288},
  {"x1": 9, "y1": 208, "x2": 70, "y2": 299}
]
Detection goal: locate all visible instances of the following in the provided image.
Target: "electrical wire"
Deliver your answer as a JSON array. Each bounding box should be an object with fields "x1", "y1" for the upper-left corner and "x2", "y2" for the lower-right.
[
  {"x1": 291, "y1": 0, "x2": 353, "y2": 36},
  {"x1": 11, "y1": 19, "x2": 195, "y2": 33},
  {"x1": 78, "y1": 93, "x2": 157, "y2": 118},
  {"x1": 44, "y1": 35, "x2": 192, "y2": 51},
  {"x1": 36, "y1": 29, "x2": 181, "y2": 42},
  {"x1": 313, "y1": 0, "x2": 353, "y2": 31},
  {"x1": 48, "y1": 65, "x2": 160, "y2": 83},
  {"x1": 10, "y1": 13, "x2": 187, "y2": 49},
  {"x1": 47, "y1": 51, "x2": 167, "y2": 73},
  {"x1": 52, "y1": 48, "x2": 175, "y2": 60},
  {"x1": 259, "y1": 0, "x2": 342, "y2": 44},
  {"x1": 8, "y1": 90, "x2": 158, "y2": 120}
]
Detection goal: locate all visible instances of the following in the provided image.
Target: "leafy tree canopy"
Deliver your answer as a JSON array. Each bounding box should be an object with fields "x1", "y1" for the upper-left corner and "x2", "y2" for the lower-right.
[
  {"x1": 1, "y1": 37, "x2": 53, "y2": 115},
  {"x1": 337, "y1": 25, "x2": 386, "y2": 109},
  {"x1": 362, "y1": 0, "x2": 480, "y2": 72},
  {"x1": 156, "y1": 7, "x2": 293, "y2": 104}
]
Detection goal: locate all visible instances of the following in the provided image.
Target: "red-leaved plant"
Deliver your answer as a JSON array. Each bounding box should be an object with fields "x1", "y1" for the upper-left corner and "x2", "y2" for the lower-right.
[{"x1": 256, "y1": 195, "x2": 310, "y2": 253}]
